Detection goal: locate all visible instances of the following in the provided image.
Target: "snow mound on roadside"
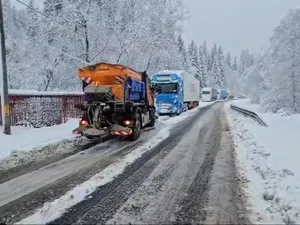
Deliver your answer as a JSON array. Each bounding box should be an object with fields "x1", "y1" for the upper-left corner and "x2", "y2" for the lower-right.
[{"x1": 226, "y1": 101, "x2": 300, "y2": 224}]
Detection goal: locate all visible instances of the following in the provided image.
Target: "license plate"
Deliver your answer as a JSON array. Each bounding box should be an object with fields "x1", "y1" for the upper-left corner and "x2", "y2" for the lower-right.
[{"x1": 160, "y1": 109, "x2": 169, "y2": 113}]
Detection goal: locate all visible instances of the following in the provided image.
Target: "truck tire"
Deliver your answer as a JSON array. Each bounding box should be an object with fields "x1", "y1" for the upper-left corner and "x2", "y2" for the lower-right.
[
  {"x1": 129, "y1": 112, "x2": 141, "y2": 141},
  {"x1": 176, "y1": 107, "x2": 181, "y2": 116},
  {"x1": 85, "y1": 135, "x2": 98, "y2": 140},
  {"x1": 147, "y1": 108, "x2": 156, "y2": 127},
  {"x1": 147, "y1": 116, "x2": 155, "y2": 127}
]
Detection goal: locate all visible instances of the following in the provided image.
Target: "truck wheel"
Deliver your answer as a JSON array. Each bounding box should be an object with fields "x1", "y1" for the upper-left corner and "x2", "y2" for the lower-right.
[
  {"x1": 85, "y1": 135, "x2": 97, "y2": 140},
  {"x1": 176, "y1": 108, "x2": 181, "y2": 116},
  {"x1": 147, "y1": 109, "x2": 156, "y2": 127},
  {"x1": 129, "y1": 112, "x2": 141, "y2": 141},
  {"x1": 147, "y1": 116, "x2": 155, "y2": 127}
]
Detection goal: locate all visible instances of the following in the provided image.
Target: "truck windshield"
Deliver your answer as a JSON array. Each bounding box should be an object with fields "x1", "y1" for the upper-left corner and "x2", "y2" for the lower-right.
[
  {"x1": 202, "y1": 91, "x2": 211, "y2": 94},
  {"x1": 155, "y1": 83, "x2": 178, "y2": 94}
]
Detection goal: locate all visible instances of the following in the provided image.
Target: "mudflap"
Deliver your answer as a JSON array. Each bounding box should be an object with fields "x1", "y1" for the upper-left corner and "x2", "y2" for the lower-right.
[{"x1": 111, "y1": 124, "x2": 132, "y2": 136}]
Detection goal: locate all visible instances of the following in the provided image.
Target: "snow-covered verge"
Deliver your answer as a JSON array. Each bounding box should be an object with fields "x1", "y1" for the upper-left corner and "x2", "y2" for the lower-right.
[
  {"x1": 0, "y1": 119, "x2": 79, "y2": 170},
  {"x1": 226, "y1": 100, "x2": 300, "y2": 224}
]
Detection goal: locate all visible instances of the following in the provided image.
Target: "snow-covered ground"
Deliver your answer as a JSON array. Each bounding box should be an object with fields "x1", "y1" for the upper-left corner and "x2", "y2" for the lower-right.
[
  {"x1": 226, "y1": 99, "x2": 300, "y2": 224},
  {"x1": 0, "y1": 119, "x2": 79, "y2": 160}
]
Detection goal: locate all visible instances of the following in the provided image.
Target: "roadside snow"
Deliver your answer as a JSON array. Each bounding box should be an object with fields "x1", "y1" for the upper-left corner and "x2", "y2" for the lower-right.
[
  {"x1": 0, "y1": 119, "x2": 79, "y2": 160},
  {"x1": 226, "y1": 100, "x2": 300, "y2": 224},
  {"x1": 17, "y1": 126, "x2": 172, "y2": 224}
]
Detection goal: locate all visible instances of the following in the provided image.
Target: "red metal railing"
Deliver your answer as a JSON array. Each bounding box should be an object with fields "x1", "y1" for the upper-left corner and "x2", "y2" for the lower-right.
[{"x1": 0, "y1": 91, "x2": 84, "y2": 128}]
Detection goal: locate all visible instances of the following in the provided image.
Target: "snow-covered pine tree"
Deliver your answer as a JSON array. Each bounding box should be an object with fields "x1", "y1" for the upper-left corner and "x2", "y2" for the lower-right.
[
  {"x1": 217, "y1": 46, "x2": 225, "y2": 87},
  {"x1": 232, "y1": 56, "x2": 238, "y2": 70},
  {"x1": 225, "y1": 52, "x2": 232, "y2": 68},
  {"x1": 210, "y1": 43, "x2": 217, "y2": 72},
  {"x1": 177, "y1": 34, "x2": 189, "y2": 71},
  {"x1": 207, "y1": 44, "x2": 219, "y2": 87},
  {"x1": 199, "y1": 45, "x2": 207, "y2": 87},
  {"x1": 188, "y1": 40, "x2": 201, "y2": 84},
  {"x1": 202, "y1": 41, "x2": 209, "y2": 78},
  {"x1": 239, "y1": 49, "x2": 255, "y2": 75},
  {"x1": 211, "y1": 52, "x2": 221, "y2": 88}
]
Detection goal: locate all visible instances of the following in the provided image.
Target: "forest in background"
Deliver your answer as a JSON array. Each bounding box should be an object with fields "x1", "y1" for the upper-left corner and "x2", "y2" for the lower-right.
[
  {"x1": 3, "y1": 0, "x2": 246, "y2": 93},
  {"x1": 6, "y1": 0, "x2": 299, "y2": 115},
  {"x1": 243, "y1": 9, "x2": 300, "y2": 114}
]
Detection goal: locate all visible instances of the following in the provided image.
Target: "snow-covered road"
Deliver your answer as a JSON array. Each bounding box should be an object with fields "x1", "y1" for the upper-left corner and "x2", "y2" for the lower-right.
[{"x1": 0, "y1": 101, "x2": 250, "y2": 224}]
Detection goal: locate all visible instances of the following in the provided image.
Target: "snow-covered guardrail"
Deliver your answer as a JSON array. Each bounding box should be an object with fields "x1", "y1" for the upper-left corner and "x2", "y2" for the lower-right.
[{"x1": 230, "y1": 104, "x2": 268, "y2": 127}]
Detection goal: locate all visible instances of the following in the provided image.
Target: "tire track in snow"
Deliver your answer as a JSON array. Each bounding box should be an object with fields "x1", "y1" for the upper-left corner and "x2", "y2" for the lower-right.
[
  {"x1": 174, "y1": 107, "x2": 222, "y2": 223},
  {"x1": 0, "y1": 136, "x2": 147, "y2": 224},
  {"x1": 49, "y1": 105, "x2": 214, "y2": 224},
  {"x1": 0, "y1": 135, "x2": 113, "y2": 184}
]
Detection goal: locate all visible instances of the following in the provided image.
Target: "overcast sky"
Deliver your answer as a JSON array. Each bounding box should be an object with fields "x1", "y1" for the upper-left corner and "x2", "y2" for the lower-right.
[{"x1": 183, "y1": 0, "x2": 300, "y2": 57}]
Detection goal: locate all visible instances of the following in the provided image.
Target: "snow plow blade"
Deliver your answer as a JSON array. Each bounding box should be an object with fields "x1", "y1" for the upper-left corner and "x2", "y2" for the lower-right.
[
  {"x1": 72, "y1": 126, "x2": 107, "y2": 137},
  {"x1": 83, "y1": 128, "x2": 107, "y2": 137},
  {"x1": 72, "y1": 126, "x2": 87, "y2": 135},
  {"x1": 111, "y1": 124, "x2": 132, "y2": 136}
]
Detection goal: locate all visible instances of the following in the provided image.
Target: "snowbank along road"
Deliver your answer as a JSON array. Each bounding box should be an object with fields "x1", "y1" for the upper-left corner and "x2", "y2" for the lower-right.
[{"x1": 0, "y1": 103, "x2": 250, "y2": 224}]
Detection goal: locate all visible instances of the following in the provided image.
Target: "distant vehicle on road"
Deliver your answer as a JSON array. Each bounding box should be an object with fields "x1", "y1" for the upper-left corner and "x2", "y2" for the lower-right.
[
  {"x1": 151, "y1": 70, "x2": 200, "y2": 116},
  {"x1": 227, "y1": 90, "x2": 234, "y2": 99},
  {"x1": 218, "y1": 89, "x2": 228, "y2": 100},
  {"x1": 202, "y1": 87, "x2": 218, "y2": 102},
  {"x1": 236, "y1": 94, "x2": 246, "y2": 99}
]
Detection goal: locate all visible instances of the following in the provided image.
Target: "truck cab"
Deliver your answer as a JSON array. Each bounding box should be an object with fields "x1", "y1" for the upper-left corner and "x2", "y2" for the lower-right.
[{"x1": 151, "y1": 71, "x2": 184, "y2": 116}]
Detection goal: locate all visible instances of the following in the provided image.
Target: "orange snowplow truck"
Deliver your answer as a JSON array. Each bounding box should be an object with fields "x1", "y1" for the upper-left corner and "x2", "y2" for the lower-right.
[{"x1": 73, "y1": 63, "x2": 156, "y2": 141}]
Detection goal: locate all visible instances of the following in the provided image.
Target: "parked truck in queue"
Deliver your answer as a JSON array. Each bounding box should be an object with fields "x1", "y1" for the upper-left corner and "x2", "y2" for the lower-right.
[
  {"x1": 151, "y1": 70, "x2": 200, "y2": 116},
  {"x1": 73, "y1": 63, "x2": 156, "y2": 141},
  {"x1": 201, "y1": 87, "x2": 218, "y2": 102},
  {"x1": 217, "y1": 88, "x2": 228, "y2": 100}
]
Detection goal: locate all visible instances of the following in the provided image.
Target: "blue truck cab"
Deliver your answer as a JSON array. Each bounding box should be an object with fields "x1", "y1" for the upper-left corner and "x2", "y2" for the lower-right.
[{"x1": 151, "y1": 71, "x2": 186, "y2": 115}]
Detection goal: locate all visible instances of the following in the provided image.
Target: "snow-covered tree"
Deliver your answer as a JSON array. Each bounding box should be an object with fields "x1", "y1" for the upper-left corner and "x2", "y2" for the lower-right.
[
  {"x1": 217, "y1": 46, "x2": 225, "y2": 87},
  {"x1": 232, "y1": 56, "x2": 238, "y2": 70},
  {"x1": 225, "y1": 52, "x2": 232, "y2": 68},
  {"x1": 239, "y1": 49, "x2": 255, "y2": 75},
  {"x1": 199, "y1": 45, "x2": 208, "y2": 87},
  {"x1": 4, "y1": 0, "x2": 187, "y2": 91},
  {"x1": 242, "y1": 8, "x2": 300, "y2": 114},
  {"x1": 188, "y1": 40, "x2": 201, "y2": 81},
  {"x1": 177, "y1": 34, "x2": 189, "y2": 71}
]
